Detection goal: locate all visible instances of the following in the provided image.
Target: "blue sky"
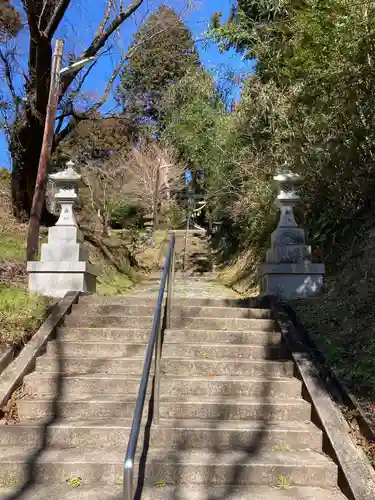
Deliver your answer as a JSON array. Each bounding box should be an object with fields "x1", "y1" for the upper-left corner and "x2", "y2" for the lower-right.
[{"x1": 0, "y1": 0, "x2": 253, "y2": 169}]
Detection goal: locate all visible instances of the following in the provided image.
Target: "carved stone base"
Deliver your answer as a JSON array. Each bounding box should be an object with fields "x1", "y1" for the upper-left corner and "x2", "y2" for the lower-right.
[
  {"x1": 27, "y1": 262, "x2": 99, "y2": 298},
  {"x1": 266, "y1": 245, "x2": 311, "y2": 264},
  {"x1": 258, "y1": 263, "x2": 325, "y2": 299}
]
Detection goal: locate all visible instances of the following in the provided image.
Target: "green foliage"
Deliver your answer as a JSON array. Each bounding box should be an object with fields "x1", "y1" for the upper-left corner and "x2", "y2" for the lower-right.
[
  {"x1": 161, "y1": 201, "x2": 185, "y2": 228},
  {"x1": 119, "y1": 6, "x2": 199, "y2": 131},
  {"x1": 0, "y1": 1, "x2": 22, "y2": 42},
  {"x1": 292, "y1": 222, "x2": 375, "y2": 399},
  {"x1": 161, "y1": 68, "x2": 231, "y2": 199},
  {"x1": 55, "y1": 117, "x2": 132, "y2": 166},
  {"x1": 96, "y1": 267, "x2": 133, "y2": 296},
  {"x1": 277, "y1": 475, "x2": 293, "y2": 489},
  {"x1": 66, "y1": 476, "x2": 82, "y2": 488},
  {"x1": 200, "y1": 0, "x2": 375, "y2": 267},
  {"x1": 0, "y1": 285, "x2": 51, "y2": 346},
  {"x1": 109, "y1": 203, "x2": 145, "y2": 229}
]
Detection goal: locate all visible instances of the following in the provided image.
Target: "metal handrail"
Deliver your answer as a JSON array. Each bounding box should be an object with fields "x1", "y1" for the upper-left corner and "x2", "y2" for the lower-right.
[{"x1": 123, "y1": 231, "x2": 175, "y2": 500}]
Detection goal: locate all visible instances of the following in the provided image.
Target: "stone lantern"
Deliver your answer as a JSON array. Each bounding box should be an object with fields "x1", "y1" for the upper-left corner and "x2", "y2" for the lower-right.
[
  {"x1": 258, "y1": 170, "x2": 324, "y2": 299},
  {"x1": 27, "y1": 160, "x2": 99, "y2": 298}
]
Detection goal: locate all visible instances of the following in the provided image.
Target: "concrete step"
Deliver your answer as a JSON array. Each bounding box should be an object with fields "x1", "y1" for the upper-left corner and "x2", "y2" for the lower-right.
[
  {"x1": 161, "y1": 343, "x2": 282, "y2": 359},
  {"x1": 142, "y1": 449, "x2": 338, "y2": 488},
  {"x1": 46, "y1": 341, "x2": 283, "y2": 360},
  {"x1": 160, "y1": 358, "x2": 294, "y2": 377},
  {"x1": 78, "y1": 296, "x2": 258, "y2": 308},
  {"x1": 0, "y1": 419, "x2": 322, "y2": 451},
  {"x1": 17, "y1": 395, "x2": 148, "y2": 421},
  {"x1": 24, "y1": 373, "x2": 302, "y2": 398},
  {"x1": 47, "y1": 341, "x2": 148, "y2": 358},
  {"x1": 64, "y1": 315, "x2": 276, "y2": 331},
  {"x1": 18, "y1": 395, "x2": 310, "y2": 421},
  {"x1": 59, "y1": 327, "x2": 281, "y2": 345},
  {"x1": 35, "y1": 356, "x2": 145, "y2": 374},
  {"x1": 71, "y1": 304, "x2": 271, "y2": 319},
  {"x1": 35, "y1": 356, "x2": 294, "y2": 377},
  {"x1": 0, "y1": 447, "x2": 337, "y2": 488},
  {"x1": 0, "y1": 419, "x2": 139, "y2": 448},
  {"x1": 0, "y1": 484, "x2": 348, "y2": 500},
  {"x1": 140, "y1": 485, "x2": 347, "y2": 500},
  {"x1": 148, "y1": 396, "x2": 311, "y2": 421}
]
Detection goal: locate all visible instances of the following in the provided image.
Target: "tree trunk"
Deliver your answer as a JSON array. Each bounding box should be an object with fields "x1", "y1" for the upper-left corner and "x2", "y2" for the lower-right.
[
  {"x1": 9, "y1": 27, "x2": 57, "y2": 227},
  {"x1": 10, "y1": 115, "x2": 57, "y2": 227}
]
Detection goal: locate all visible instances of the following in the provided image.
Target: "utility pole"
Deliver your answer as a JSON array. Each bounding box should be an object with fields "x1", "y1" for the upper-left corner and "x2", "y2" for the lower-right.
[
  {"x1": 26, "y1": 39, "x2": 64, "y2": 262},
  {"x1": 26, "y1": 42, "x2": 95, "y2": 262}
]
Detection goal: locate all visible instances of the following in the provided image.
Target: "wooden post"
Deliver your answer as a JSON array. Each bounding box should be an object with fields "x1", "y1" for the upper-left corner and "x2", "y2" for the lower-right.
[{"x1": 26, "y1": 39, "x2": 64, "y2": 262}]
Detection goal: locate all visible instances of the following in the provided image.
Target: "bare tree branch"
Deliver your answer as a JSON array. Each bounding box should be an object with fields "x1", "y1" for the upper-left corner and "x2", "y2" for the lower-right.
[
  {"x1": 38, "y1": 1, "x2": 49, "y2": 30},
  {"x1": 55, "y1": 21, "x2": 171, "y2": 145},
  {"x1": 94, "y1": 0, "x2": 113, "y2": 39},
  {"x1": 61, "y1": 0, "x2": 144, "y2": 93},
  {"x1": 45, "y1": 0, "x2": 72, "y2": 39},
  {"x1": 121, "y1": 144, "x2": 186, "y2": 213},
  {"x1": 22, "y1": 0, "x2": 45, "y2": 43},
  {"x1": 54, "y1": 116, "x2": 77, "y2": 146},
  {"x1": 88, "y1": 56, "x2": 126, "y2": 113},
  {"x1": 54, "y1": 53, "x2": 122, "y2": 146},
  {"x1": 0, "y1": 48, "x2": 20, "y2": 117},
  {"x1": 67, "y1": 58, "x2": 99, "y2": 99}
]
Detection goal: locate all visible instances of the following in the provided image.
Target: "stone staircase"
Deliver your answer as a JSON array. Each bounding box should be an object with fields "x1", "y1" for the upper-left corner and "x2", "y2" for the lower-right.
[{"x1": 0, "y1": 278, "x2": 348, "y2": 499}]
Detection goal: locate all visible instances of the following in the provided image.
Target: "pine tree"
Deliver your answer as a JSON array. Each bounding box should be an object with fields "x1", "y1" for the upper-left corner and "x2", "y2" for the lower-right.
[
  {"x1": 0, "y1": 0, "x2": 21, "y2": 42},
  {"x1": 119, "y1": 5, "x2": 199, "y2": 131}
]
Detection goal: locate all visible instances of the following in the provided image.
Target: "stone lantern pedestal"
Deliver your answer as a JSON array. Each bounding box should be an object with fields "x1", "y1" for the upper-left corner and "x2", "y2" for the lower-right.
[
  {"x1": 27, "y1": 161, "x2": 99, "y2": 298},
  {"x1": 258, "y1": 171, "x2": 324, "y2": 299}
]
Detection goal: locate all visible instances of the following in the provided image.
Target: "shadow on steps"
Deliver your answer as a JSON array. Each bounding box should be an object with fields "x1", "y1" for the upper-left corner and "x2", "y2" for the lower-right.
[
  {"x1": 134, "y1": 331, "x2": 277, "y2": 500},
  {"x1": 3, "y1": 325, "x2": 66, "y2": 500}
]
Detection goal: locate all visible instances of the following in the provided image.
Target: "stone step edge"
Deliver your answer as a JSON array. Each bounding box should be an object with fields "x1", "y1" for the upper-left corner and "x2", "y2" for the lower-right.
[
  {"x1": 18, "y1": 395, "x2": 307, "y2": 404},
  {"x1": 37, "y1": 356, "x2": 291, "y2": 363},
  {"x1": 0, "y1": 485, "x2": 347, "y2": 500},
  {"x1": 25, "y1": 372, "x2": 298, "y2": 381},
  {"x1": 47, "y1": 341, "x2": 282, "y2": 348},
  {"x1": 1, "y1": 419, "x2": 320, "y2": 431},
  {"x1": 0, "y1": 446, "x2": 335, "y2": 466}
]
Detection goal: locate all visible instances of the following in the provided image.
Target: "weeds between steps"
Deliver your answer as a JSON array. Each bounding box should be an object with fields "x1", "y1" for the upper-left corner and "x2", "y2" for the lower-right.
[
  {"x1": 0, "y1": 476, "x2": 21, "y2": 488},
  {"x1": 0, "y1": 386, "x2": 28, "y2": 425},
  {"x1": 271, "y1": 445, "x2": 290, "y2": 452},
  {"x1": 66, "y1": 476, "x2": 83, "y2": 487},
  {"x1": 283, "y1": 300, "x2": 375, "y2": 473},
  {"x1": 342, "y1": 406, "x2": 375, "y2": 468},
  {"x1": 277, "y1": 475, "x2": 293, "y2": 489}
]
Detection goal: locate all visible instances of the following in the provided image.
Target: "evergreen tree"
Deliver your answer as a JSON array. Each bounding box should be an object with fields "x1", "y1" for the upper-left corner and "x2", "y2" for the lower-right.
[
  {"x1": 0, "y1": 0, "x2": 21, "y2": 42},
  {"x1": 119, "y1": 5, "x2": 200, "y2": 131}
]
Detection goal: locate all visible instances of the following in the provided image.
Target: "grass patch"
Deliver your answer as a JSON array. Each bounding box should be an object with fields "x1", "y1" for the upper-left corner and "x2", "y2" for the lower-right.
[
  {"x1": 291, "y1": 286, "x2": 375, "y2": 400},
  {"x1": 0, "y1": 475, "x2": 21, "y2": 488},
  {"x1": 0, "y1": 233, "x2": 26, "y2": 263},
  {"x1": 96, "y1": 266, "x2": 134, "y2": 296},
  {"x1": 271, "y1": 444, "x2": 290, "y2": 452},
  {"x1": 66, "y1": 476, "x2": 82, "y2": 487},
  {"x1": 277, "y1": 475, "x2": 293, "y2": 489},
  {"x1": 0, "y1": 284, "x2": 51, "y2": 346},
  {"x1": 290, "y1": 225, "x2": 375, "y2": 403}
]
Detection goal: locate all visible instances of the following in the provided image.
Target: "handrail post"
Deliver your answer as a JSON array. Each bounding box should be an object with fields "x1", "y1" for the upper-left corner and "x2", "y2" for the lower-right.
[{"x1": 123, "y1": 460, "x2": 133, "y2": 500}]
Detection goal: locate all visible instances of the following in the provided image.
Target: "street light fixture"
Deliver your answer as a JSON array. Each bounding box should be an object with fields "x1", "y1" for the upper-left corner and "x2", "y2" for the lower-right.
[
  {"x1": 60, "y1": 56, "x2": 96, "y2": 77},
  {"x1": 26, "y1": 40, "x2": 96, "y2": 262}
]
